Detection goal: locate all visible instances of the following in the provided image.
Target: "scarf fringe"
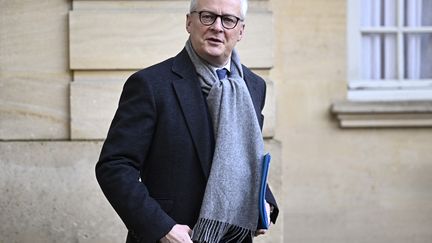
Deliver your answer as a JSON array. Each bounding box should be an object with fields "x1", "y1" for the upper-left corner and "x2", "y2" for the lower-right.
[{"x1": 191, "y1": 218, "x2": 254, "y2": 243}]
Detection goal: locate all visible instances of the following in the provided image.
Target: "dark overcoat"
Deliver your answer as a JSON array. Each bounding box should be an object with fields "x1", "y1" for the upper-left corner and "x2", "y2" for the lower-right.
[{"x1": 96, "y1": 48, "x2": 279, "y2": 243}]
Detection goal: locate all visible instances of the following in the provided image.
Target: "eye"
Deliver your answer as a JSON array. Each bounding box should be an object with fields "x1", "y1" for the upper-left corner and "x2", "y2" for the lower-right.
[
  {"x1": 201, "y1": 12, "x2": 215, "y2": 23},
  {"x1": 223, "y1": 16, "x2": 237, "y2": 25}
]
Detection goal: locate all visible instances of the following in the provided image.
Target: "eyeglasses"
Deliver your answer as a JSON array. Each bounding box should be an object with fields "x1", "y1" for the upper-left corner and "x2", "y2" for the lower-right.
[{"x1": 190, "y1": 11, "x2": 243, "y2": 29}]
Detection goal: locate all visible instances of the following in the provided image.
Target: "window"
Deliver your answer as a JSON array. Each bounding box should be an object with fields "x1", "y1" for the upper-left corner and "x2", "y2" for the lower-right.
[{"x1": 348, "y1": 0, "x2": 432, "y2": 101}]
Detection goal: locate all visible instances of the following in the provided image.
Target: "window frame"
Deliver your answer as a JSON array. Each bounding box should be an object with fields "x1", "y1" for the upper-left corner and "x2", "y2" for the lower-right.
[{"x1": 347, "y1": 0, "x2": 432, "y2": 101}]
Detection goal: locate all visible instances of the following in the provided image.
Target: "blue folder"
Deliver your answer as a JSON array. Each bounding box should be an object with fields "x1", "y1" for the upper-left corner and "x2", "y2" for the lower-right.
[{"x1": 258, "y1": 153, "x2": 271, "y2": 229}]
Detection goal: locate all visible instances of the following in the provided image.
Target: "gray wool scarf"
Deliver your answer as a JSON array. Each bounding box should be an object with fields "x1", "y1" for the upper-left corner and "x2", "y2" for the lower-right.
[{"x1": 186, "y1": 40, "x2": 265, "y2": 243}]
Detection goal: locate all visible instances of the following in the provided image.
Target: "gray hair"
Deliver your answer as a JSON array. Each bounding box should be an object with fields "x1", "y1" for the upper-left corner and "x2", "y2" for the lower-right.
[{"x1": 189, "y1": 0, "x2": 248, "y2": 19}]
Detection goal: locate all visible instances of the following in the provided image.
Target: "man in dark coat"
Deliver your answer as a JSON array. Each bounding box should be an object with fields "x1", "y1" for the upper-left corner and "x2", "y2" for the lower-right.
[{"x1": 96, "y1": 0, "x2": 279, "y2": 242}]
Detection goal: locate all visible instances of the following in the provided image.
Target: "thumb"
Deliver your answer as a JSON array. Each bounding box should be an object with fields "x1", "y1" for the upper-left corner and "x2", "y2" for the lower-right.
[{"x1": 187, "y1": 226, "x2": 192, "y2": 236}]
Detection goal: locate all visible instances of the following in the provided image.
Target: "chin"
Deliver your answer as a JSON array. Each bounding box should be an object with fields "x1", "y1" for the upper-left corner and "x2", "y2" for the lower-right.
[{"x1": 204, "y1": 49, "x2": 226, "y2": 59}]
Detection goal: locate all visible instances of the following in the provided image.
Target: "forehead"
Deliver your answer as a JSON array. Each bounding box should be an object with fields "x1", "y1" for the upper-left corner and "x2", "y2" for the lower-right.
[{"x1": 196, "y1": 0, "x2": 242, "y2": 15}]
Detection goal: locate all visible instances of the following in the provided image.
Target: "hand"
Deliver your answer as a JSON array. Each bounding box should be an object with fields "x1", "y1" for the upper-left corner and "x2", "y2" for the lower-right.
[
  {"x1": 160, "y1": 224, "x2": 193, "y2": 243},
  {"x1": 255, "y1": 201, "x2": 272, "y2": 236}
]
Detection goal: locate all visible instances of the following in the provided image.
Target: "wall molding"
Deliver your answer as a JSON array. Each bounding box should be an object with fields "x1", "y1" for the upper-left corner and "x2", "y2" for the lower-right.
[{"x1": 331, "y1": 101, "x2": 432, "y2": 128}]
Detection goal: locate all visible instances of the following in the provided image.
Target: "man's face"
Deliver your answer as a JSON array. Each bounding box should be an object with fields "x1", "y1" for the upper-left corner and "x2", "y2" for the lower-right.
[{"x1": 186, "y1": 0, "x2": 245, "y2": 67}]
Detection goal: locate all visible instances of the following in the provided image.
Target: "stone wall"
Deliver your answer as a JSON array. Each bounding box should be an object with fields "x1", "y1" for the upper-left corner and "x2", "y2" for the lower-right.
[
  {"x1": 0, "y1": 141, "x2": 282, "y2": 243},
  {"x1": 0, "y1": 0, "x2": 282, "y2": 242},
  {"x1": 270, "y1": 0, "x2": 432, "y2": 242}
]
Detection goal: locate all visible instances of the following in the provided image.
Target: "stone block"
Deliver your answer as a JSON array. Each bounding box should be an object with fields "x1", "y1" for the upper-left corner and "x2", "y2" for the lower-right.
[
  {"x1": 69, "y1": 8, "x2": 273, "y2": 70},
  {"x1": 70, "y1": 80, "x2": 123, "y2": 140},
  {"x1": 0, "y1": 0, "x2": 71, "y2": 139},
  {"x1": 275, "y1": 0, "x2": 346, "y2": 81},
  {"x1": 0, "y1": 139, "x2": 282, "y2": 242},
  {"x1": 70, "y1": 76, "x2": 275, "y2": 140},
  {"x1": 0, "y1": 141, "x2": 125, "y2": 243},
  {"x1": 0, "y1": 78, "x2": 69, "y2": 140}
]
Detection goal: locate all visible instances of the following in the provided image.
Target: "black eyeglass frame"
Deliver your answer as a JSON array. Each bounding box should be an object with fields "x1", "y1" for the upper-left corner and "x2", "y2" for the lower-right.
[{"x1": 190, "y1": 11, "x2": 243, "y2": 29}]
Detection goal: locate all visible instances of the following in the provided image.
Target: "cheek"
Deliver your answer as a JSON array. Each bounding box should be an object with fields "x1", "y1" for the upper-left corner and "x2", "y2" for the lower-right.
[
  {"x1": 226, "y1": 33, "x2": 240, "y2": 46},
  {"x1": 191, "y1": 26, "x2": 207, "y2": 39},
  {"x1": 228, "y1": 29, "x2": 241, "y2": 40}
]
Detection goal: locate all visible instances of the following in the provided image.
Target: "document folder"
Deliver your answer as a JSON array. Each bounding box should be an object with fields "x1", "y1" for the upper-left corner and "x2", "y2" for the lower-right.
[{"x1": 258, "y1": 153, "x2": 271, "y2": 229}]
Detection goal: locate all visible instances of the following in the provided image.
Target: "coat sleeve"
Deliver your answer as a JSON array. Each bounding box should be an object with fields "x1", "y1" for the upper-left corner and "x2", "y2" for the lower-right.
[
  {"x1": 259, "y1": 76, "x2": 280, "y2": 224},
  {"x1": 266, "y1": 186, "x2": 279, "y2": 224},
  {"x1": 95, "y1": 72, "x2": 176, "y2": 242}
]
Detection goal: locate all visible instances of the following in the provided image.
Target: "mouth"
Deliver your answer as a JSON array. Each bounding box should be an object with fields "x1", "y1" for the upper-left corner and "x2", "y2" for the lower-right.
[{"x1": 206, "y1": 37, "x2": 223, "y2": 45}]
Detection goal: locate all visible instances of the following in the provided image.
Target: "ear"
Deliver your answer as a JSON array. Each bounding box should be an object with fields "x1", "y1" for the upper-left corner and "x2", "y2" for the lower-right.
[
  {"x1": 186, "y1": 14, "x2": 192, "y2": 33},
  {"x1": 237, "y1": 23, "x2": 245, "y2": 41}
]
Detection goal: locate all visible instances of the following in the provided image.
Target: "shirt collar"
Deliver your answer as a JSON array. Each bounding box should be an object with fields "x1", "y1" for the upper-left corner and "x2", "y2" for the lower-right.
[{"x1": 210, "y1": 58, "x2": 231, "y2": 73}]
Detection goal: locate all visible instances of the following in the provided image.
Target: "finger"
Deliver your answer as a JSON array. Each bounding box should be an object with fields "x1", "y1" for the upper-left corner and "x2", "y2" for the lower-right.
[
  {"x1": 185, "y1": 232, "x2": 194, "y2": 243},
  {"x1": 255, "y1": 229, "x2": 267, "y2": 236}
]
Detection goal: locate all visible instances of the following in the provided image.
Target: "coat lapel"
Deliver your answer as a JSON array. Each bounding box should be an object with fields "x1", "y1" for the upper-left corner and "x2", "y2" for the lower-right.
[
  {"x1": 242, "y1": 66, "x2": 264, "y2": 127},
  {"x1": 171, "y1": 49, "x2": 212, "y2": 179}
]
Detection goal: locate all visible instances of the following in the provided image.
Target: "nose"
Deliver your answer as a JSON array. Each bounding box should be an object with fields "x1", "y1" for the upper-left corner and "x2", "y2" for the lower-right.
[{"x1": 211, "y1": 16, "x2": 224, "y2": 31}]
